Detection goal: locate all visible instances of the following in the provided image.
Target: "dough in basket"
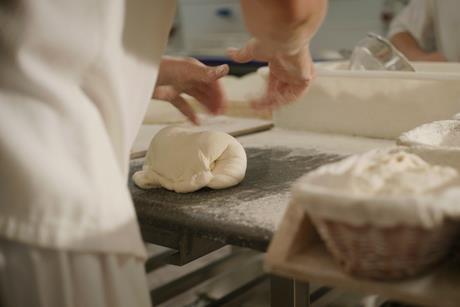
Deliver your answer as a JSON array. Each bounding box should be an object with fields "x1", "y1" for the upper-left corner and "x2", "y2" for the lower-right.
[{"x1": 133, "y1": 126, "x2": 247, "y2": 193}]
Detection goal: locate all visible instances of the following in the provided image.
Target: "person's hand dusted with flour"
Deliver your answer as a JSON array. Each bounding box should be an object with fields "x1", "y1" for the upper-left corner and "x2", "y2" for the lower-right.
[
  {"x1": 230, "y1": 0, "x2": 327, "y2": 109},
  {"x1": 153, "y1": 56, "x2": 230, "y2": 124},
  {"x1": 156, "y1": 0, "x2": 328, "y2": 121},
  {"x1": 0, "y1": 1, "x2": 327, "y2": 306}
]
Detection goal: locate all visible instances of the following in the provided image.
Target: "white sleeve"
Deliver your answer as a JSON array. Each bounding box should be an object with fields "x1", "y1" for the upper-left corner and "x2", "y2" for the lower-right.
[{"x1": 387, "y1": 0, "x2": 436, "y2": 52}]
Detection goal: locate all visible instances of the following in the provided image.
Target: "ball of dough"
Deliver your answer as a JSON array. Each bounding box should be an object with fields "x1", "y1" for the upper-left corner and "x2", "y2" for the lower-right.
[{"x1": 133, "y1": 126, "x2": 247, "y2": 193}]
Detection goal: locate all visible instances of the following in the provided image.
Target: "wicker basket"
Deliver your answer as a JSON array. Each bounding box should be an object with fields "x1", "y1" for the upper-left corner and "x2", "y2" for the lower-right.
[
  {"x1": 294, "y1": 148, "x2": 460, "y2": 280},
  {"x1": 312, "y1": 217, "x2": 459, "y2": 280}
]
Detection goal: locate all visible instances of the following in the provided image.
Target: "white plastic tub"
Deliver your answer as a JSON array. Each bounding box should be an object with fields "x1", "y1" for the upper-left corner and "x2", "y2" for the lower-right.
[{"x1": 265, "y1": 62, "x2": 460, "y2": 139}]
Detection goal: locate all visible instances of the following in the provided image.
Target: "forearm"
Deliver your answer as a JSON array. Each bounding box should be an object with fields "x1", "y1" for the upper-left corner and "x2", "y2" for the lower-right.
[
  {"x1": 239, "y1": 0, "x2": 327, "y2": 52},
  {"x1": 390, "y1": 32, "x2": 446, "y2": 62}
]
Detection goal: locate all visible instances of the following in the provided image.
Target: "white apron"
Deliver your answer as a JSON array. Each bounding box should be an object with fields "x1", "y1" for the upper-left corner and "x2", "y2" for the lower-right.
[
  {"x1": 0, "y1": 0, "x2": 176, "y2": 258},
  {"x1": 0, "y1": 238, "x2": 152, "y2": 307}
]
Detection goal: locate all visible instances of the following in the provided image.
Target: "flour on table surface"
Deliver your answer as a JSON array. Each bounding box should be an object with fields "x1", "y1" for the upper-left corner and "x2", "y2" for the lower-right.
[
  {"x1": 189, "y1": 192, "x2": 289, "y2": 233},
  {"x1": 131, "y1": 137, "x2": 388, "y2": 235},
  {"x1": 239, "y1": 128, "x2": 395, "y2": 155},
  {"x1": 131, "y1": 147, "x2": 342, "y2": 235},
  {"x1": 130, "y1": 127, "x2": 407, "y2": 235}
]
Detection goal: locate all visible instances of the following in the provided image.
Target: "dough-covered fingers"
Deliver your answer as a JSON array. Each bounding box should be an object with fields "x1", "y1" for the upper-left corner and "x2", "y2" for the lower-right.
[
  {"x1": 227, "y1": 40, "x2": 256, "y2": 63},
  {"x1": 154, "y1": 57, "x2": 229, "y2": 121},
  {"x1": 254, "y1": 72, "x2": 310, "y2": 109},
  {"x1": 230, "y1": 0, "x2": 326, "y2": 110},
  {"x1": 249, "y1": 48, "x2": 314, "y2": 110},
  {"x1": 269, "y1": 47, "x2": 314, "y2": 85},
  {"x1": 204, "y1": 64, "x2": 229, "y2": 82},
  {"x1": 196, "y1": 80, "x2": 227, "y2": 113},
  {"x1": 188, "y1": 63, "x2": 229, "y2": 85},
  {"x1": 152, "y1": 85, "x2": 177, "y2": 101},
  {"x1": 159, "y1": 56, "x2": 228, "y2": 89},
  {"x1": 171, "y1": 95, "x2": 198, "y2": 125},
  {"x1": 153, "y1": 85, "x2": 198, "y2": 124},
  {"x1": 228, "y1": 38, "x2": 315, "y2": 110}
]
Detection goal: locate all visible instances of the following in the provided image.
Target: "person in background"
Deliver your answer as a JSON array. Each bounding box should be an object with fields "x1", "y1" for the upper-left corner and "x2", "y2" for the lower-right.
[
  {"x1": 0, "y1": 0, "x2": 327, "y2": 306},
  {"x1": 388, "y1": 0, "x2": 459, "y2": 62}
]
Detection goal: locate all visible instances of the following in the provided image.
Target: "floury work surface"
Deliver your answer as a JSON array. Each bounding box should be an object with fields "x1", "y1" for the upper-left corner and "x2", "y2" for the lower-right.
[
  {"x1": 130, "y1": 129, "x2": 395, "y2": 251},
  {"x1": 130, "y1": 147, "x2": 342, "y2": 251}
]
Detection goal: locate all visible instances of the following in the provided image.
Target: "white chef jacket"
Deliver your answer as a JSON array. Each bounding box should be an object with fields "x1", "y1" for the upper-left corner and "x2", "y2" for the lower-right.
[
  {"x1": 388, "y1": 0, "x2": 460, "y2": 62},
  {"x1": 0, "y1": 0, "x2": 176, "y2": 259}
]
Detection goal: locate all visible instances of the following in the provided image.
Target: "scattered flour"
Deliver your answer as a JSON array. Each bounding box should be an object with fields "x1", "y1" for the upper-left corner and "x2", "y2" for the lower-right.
[
  {"x1": 182, "y1": 130, "x2": 394, "y2": 233},
  {"x1": 133, "y1": 128, "x2": 396, "y2": 236},
  {"x1": 239, "y1": 128, "x2": 395, "y2": 155},
  {"x1": 399, "y1": 120, "x2": 460, "y2": 148},
  {"x1": 189, "y1": 192, "x2": 289, "y2": 233}
]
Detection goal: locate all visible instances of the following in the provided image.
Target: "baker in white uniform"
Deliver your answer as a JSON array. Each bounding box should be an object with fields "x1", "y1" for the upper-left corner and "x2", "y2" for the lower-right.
[
  {"x1": 388, "y1": 0, "x2": 460, "y2": 62},
  {"x1": 0, "y1": 0, "x2": 327, "y2": 306}
]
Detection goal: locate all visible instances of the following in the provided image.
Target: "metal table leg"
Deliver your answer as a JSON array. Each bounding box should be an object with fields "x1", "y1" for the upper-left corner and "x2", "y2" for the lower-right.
[
  {"x1": 270, "y1": 275, "x2": 310, "y2": 307},
  {"x1": 141, "y1": 224, "x2": 225, "y2": 265}
]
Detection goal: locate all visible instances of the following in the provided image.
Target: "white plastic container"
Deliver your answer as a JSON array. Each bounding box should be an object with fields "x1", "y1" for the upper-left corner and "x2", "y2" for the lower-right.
[{"x1": 266, "y1": 62, "x2": 460, "y2": 139}]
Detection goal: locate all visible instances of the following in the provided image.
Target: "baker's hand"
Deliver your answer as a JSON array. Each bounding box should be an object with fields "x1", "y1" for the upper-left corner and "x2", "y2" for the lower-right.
[
  {"x1": 228, "y1": 38, "x2": 314, "y2": 110},
  {"x1": 153, "y1": 56, "x2": 229, "y2": 124}
]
